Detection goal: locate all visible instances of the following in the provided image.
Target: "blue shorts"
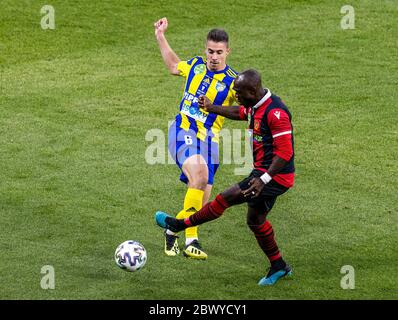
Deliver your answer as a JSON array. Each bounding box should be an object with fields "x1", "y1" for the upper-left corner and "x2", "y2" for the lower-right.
[{"x1": 168, "y1": 121, "x2": 219, "y2": 185}]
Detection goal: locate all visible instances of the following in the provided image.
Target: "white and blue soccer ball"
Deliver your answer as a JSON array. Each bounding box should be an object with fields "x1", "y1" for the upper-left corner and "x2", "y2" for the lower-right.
[{"x1": 114, "y1": 240, "x2": 147, "y2": 272}]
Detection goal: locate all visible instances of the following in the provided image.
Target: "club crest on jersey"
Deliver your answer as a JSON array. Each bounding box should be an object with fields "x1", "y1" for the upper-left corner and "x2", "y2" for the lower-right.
[
  {"x1": 254, "y1": 120, "x2": 260, "y2": 131},
  {"x1": 215, "y1": 81, "x2": 226, "y2": 92},
  {"x1": 194, "y1": 64, "x2": 206, "y2": 75}
]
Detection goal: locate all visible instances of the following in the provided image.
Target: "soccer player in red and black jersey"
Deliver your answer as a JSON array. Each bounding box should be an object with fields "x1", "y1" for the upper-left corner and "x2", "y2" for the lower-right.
[{"x1": 156, "y1": 69, "x2": 295, "y2": 286}]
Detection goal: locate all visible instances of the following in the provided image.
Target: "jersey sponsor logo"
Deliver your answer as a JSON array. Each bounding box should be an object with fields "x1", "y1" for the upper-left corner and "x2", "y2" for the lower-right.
[
  {"x1": 181, "y1": 103, "x2": 208, "y2": 123},
  {"x1": 215, "y1": 81, "x2": 226, "y2": 92},
  {"x1": 253, "y1": 133, "x2": 263, "y2": 142},
  {"x1": 181, "y1": 92, "x2": 209, "y2": 123},
  {"x1": 183, "y1": 92, "x2": 199, "y2": 104},
  {"x1": 274, "y1": 111, "x2": 281, "y2": 119},
  {"x1": 194, "y1": 64, "x2": 206, "y2": 75}
]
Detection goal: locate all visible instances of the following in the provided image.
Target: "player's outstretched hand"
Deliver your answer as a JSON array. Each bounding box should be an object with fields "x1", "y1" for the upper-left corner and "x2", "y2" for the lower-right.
[
  {"x1": 198, "y1": 95, "x2": 212, "y2": 112},
  {"x1": 154, "y1": 17, "x2": 168, "y2": 36},
  {"x1": 242, "y1": 178, "x2": 265, "y2": 198}
]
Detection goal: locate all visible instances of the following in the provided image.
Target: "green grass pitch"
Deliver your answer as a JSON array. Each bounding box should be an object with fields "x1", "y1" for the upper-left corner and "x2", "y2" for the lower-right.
[{"x1": 0, "y1": 0, "x2": 397, "y2": 299}]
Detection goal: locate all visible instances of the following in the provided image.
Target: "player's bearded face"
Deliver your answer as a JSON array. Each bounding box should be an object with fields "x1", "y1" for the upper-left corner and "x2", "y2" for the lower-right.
[{"x1": 205, "y1": 41, "x2": 230, "y2": 71}]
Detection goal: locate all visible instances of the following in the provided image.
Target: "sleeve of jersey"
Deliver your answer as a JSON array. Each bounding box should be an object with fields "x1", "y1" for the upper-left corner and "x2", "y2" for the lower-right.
[
  {"x1": 228, "y1": 80, "x2": 237, "y2": 106},
  {"x1": 267, "y1": 109, "x2": 293, "y2": 161},
  {"x1": 177, "y1": 56, "x2": 196, "y2": 78},
  {"x1": 239, "y1": 106, "x2": 248, "y2": 120}
]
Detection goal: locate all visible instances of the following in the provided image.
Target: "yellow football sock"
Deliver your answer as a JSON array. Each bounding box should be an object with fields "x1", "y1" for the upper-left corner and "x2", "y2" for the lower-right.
[{"x1": 175, "y1": 188, "x2": 204, "y2": 240}]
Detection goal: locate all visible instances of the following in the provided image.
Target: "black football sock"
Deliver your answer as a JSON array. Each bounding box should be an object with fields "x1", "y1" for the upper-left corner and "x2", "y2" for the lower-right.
[
  {"x1": 271, "y1": 257, "x2": 287, "y2": 270},
  {"x1": 165, "y1": 216, "x2": 187, "y2": 233}
]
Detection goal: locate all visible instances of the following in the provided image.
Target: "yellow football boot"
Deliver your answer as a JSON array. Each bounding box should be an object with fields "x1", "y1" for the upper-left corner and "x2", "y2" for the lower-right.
[{"x1": 183, "y1": 240, "x2": 208, "y2": 260}]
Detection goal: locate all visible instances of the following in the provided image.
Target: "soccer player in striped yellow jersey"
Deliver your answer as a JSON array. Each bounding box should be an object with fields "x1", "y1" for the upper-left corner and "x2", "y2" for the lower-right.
[{"x1": 154, "y1": 17, "x2": 238, "y2": 259}]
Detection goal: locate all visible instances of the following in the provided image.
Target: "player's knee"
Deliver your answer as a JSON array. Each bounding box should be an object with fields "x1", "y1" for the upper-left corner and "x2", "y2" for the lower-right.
[
  {"x1": 246, "y1": 210, "x2": 266, "y2": 226},
  {"x1": 220, "y1": 185, "x2": 242, "y2": 204},
  {"x1": 189, "y1": 169, "x2": 208, "y2": 190},
  {"x1": 247, "y1": 223, "x2": 259, "y2": 233}
]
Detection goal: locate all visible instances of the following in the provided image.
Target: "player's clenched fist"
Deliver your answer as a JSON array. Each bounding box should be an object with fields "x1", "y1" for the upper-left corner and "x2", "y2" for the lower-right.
[
  {"x1": 154, "y1": 17, "x2": 168, "y2": 36},
  {"x1": 198, "y1": 95, "x2": 213, "y2": 112}
]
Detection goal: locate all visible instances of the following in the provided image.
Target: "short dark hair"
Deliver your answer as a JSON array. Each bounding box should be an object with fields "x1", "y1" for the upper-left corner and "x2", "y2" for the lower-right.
[
  {"x1": 238, "y1": 69, "x2": 263, "y2": 91},
  {"x1": 207, "y1": 29, "x2": 229, "y2": 45}
]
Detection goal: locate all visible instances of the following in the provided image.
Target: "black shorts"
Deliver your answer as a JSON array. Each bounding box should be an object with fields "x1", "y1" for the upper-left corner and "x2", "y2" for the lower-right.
[{"x1": 238, "y1": 170, "x2": 289, "y2": 213}]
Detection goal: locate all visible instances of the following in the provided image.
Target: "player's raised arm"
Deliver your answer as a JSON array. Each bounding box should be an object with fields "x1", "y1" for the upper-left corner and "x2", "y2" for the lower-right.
[
  {"x1": 154, "y1": 17, "x2": 181, "y2": 75},
  {"x1": 198, "y1": 95, "x2": 243, "y2": 120}
]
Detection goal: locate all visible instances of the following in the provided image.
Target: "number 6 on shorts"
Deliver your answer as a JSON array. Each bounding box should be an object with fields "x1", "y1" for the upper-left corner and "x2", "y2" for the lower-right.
[{"x1": 184, "y1": 135, "x2": 193, "y2": 145}]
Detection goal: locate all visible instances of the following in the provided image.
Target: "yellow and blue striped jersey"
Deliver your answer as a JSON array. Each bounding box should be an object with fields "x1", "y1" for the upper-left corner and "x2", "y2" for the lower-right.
[{"x1": 176, "y1": 56, "x2": 237, "y2": 143}]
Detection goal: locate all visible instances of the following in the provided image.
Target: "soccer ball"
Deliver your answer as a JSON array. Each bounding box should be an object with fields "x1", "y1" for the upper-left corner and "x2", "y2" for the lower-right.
[{"x1": 114, "y1": 240, "x2": 147, "y2": 272}]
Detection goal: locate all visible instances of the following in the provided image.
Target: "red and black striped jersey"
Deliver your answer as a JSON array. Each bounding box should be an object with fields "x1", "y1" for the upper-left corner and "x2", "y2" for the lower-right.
[{"x1": 239, "y1": 89, "x2": 295, "y2": 188}]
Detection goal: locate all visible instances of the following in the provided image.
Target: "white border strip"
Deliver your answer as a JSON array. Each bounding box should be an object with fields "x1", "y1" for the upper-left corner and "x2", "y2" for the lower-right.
[{"x1": 272, "y1": 130, "x2": 291, "y2": 138}]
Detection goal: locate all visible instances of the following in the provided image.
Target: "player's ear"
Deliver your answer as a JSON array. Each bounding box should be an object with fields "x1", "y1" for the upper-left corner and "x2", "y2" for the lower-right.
[{"x1": 226, "y1": 47, "x2": 231, "y2": 56}]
